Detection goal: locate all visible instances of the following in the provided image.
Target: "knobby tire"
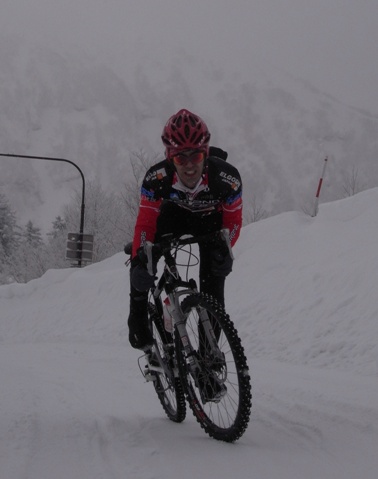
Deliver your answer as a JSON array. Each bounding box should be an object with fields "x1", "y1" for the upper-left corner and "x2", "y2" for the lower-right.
[{"x1": 176, "y1": 293, "x2": 252, "y2": 442}]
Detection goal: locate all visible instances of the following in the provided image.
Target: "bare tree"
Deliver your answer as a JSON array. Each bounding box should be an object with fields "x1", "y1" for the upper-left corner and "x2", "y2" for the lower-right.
[
  {"x1": 63, "y1": 181, "x2": 130, "y2": 262},
  {"x1": 121, "y1": 149, "x2": 162, "y2": 234},
  {"x1": 341, "y1": 165, "x2": 365, "y2": 197},
  {"x1": 243, "y1": 194, "x2": 267, "y2": 225}
]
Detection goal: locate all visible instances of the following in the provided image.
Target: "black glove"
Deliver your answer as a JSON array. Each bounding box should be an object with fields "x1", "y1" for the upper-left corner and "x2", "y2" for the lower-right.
[
  {"x1": 131, "y1": 262, "x2": 156, "y2": 291},
  {"x1": 211, "y1": 247, "x2": 233, "y2": 277},
  {"x1": 136, "y1": 244, "x2": 160, "y2": 275},
  {"x1": 124, "y1": 242, "x2": 132, "y2": 255},
  {"x1": 130, "y1": 245, "x2": 159, "y2": 292}
]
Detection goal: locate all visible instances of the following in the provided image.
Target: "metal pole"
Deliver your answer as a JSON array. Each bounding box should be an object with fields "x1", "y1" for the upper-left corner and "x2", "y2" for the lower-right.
[{"x1": 0, "y1": 152, "x2": 86, "y2": 265}]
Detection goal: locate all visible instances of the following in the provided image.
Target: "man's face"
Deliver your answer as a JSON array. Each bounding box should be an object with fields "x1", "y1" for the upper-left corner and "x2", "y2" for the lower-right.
[{"x1": 171, "y1": 149, "x2": 206, "y2": 188}]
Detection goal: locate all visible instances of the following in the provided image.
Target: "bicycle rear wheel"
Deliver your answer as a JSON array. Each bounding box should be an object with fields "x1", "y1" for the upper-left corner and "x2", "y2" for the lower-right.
[
  {"x1": 148, "y1": 304, "x2": 186, "y2": 423},
  {"x1": 176, "y1": 293, "x2": 252, "y2": 442}
]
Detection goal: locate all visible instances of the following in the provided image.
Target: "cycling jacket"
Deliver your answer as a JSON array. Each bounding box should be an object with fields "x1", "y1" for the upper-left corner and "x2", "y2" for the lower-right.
[{"x1": 132, "y1": 155, "x2": 242, "y2": 257}]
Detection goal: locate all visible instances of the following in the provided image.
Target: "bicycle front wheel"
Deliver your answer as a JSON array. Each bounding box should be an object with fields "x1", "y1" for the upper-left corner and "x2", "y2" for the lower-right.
[{"x1": 176, "y1": 293, "x2": 252, "y2": 442}]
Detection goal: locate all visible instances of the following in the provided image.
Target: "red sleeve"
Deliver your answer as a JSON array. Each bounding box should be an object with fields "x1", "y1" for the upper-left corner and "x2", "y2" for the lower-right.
[
  {"x1": 222, "y1": 195, "x2": 242, "y2": 247},
  {"x1": 132, "y1": 196, "x2": 162, "y2": 257}
]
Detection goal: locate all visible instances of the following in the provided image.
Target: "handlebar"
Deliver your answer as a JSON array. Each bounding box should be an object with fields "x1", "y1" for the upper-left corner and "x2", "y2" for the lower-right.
[
  {"x1": 144, "y1": 229, "x2": 233, "y2": 276},
  {"x1": 124, "y1": 229, "x2": 234, "y2": 277}
]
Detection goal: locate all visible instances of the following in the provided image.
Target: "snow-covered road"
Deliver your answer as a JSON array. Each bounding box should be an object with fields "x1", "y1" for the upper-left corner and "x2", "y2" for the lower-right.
[
  {"x1": 1, "y1": 190, "x2": 378, "y2": 478},
  {"x1": 1, "y1": 342, "x2": 377, "y2": 479}
]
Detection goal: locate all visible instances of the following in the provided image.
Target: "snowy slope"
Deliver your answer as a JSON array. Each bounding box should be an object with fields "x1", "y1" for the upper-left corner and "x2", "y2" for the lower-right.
[{"x1": 1, "y1": 190, "x2": 378, "y2": 478}]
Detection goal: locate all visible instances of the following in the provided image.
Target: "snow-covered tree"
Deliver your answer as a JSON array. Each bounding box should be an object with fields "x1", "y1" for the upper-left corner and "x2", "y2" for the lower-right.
[
  {"x1": 0, "y1": 193, "x2": 21, "y2": 283},
  {"x1": 48, "y1": 216, "x2": 67, "y2": 239},
  {"x1": 43, "y1": 216, "x2": 68, "y2": 269},
  {"x1": 6, "y1": 220, "x2": 47, "y2": 283},
  {"x1": 0, "y1": 192, "x2": 19, "y2": 257},
  {"x1": 23, "y1": 220, "x2": 44, "y2": 246},
  {"x1": 63, "y1": 181, "x2": 131, "y2": 262}
]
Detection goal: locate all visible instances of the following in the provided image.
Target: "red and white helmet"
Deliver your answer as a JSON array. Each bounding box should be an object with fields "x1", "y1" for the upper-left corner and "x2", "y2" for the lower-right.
[{"x1": 161, "y1": 109, "x2": 211, "y2": 158}]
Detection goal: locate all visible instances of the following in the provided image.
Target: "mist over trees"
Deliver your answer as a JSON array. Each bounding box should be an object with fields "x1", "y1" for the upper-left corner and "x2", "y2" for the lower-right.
[
  {"x1": 0, "y1": 182, "x2": 136, "y2": 284},
  {"x1": 2, "y1": 37, "x2": 378, "y2": 237},
  {"x1": 1, "y1": 34, "x2": 377, "y2": 284},
  {"x1": 0, "y1": 148, "x2": 164, "y2": 283}
]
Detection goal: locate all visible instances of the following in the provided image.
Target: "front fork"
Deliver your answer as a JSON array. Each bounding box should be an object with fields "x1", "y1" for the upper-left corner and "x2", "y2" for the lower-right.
[
  {"x1": 167, "y1": 289, "x2": 202, "y2": 378},
  {"x1": 171, "y1": 290, "x2": 224, "y2": 384}
]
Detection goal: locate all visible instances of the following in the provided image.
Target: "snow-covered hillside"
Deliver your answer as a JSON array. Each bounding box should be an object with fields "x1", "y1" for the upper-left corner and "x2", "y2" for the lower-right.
[
  {"x1": 1, "y1": 190, "x2": 377, "y2": 478},
  {"x1": 2, "y1": 1, "x2": 378, "y2": 230}
]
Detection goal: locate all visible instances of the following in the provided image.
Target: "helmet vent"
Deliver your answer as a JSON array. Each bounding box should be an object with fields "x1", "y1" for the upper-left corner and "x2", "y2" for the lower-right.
[{"x1": 188, "y1": 115, "x2": 197, "y2": 127}]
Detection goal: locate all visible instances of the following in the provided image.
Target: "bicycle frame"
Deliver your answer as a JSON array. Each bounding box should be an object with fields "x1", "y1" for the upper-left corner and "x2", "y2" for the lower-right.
[{"x1": 145, "y1": 230, "x2": 230, "y2": 379}]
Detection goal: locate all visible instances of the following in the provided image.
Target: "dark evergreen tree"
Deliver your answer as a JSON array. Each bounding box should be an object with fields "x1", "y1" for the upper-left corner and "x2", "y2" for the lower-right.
[
  {"x1": 47, "y1": 216, "x2": 67, "y2": 239},
  {"x1": 23, "y1": 220, "x2": 43, "y2": 246}
]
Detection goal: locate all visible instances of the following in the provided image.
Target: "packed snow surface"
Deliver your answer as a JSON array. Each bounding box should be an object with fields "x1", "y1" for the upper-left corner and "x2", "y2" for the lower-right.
[{"x1": 1, "y1": 189, "x2": 378, "y2": 478}]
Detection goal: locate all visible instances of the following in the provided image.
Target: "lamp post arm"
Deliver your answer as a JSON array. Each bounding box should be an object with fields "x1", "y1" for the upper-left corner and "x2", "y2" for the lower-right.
[{"x1": 0, "y1": 153, "x2": 86, "y2": 235}]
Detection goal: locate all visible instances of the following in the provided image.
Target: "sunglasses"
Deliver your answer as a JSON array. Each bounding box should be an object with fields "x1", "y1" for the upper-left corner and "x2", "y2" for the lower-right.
[{"x1": 171, "y1": 150, "x2": 206, "y2": 166}]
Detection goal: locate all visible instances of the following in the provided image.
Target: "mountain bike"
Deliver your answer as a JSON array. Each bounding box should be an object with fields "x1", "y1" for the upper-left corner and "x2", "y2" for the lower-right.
[{"x1": 125, "y1": 229, "x2": 252, "y2": 442}]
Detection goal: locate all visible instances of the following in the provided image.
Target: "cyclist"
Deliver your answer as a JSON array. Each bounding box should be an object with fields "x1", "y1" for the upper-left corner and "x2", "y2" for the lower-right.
[{"x1": 128, "y1": 109, "x2": 243, "y2": 350}]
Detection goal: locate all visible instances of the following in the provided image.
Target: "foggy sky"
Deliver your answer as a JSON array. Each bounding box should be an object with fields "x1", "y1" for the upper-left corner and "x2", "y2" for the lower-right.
[{"x1": 1, "y1": 0, "x2": 378, "y2": 113}]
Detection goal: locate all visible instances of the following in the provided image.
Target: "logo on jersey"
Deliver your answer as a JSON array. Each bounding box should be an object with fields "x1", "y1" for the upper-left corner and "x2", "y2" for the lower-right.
[
  {"x1": 219, "y1": 171, "x2": 241, "y2": 191},
  {"x1": 145, "y1": 168, "x2": 167, "y2": 182},
  {"x1": 156, "y1": 168, "x2": 166, "y2": 180},
  {"x1": 169, "y1": 192, "x2": 219, "y2": 213}
]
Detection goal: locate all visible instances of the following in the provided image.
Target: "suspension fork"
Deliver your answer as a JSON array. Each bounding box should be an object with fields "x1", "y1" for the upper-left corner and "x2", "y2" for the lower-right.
[
  {"x1": 169, "y1": 289, "x2": 202, "y2": 374},
  {"x1": 196, "y1": 307, "x2": 226, "y2": 370},
  {"x1": 198, "y1": 308, "x2": 219, "y2": 348}
]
